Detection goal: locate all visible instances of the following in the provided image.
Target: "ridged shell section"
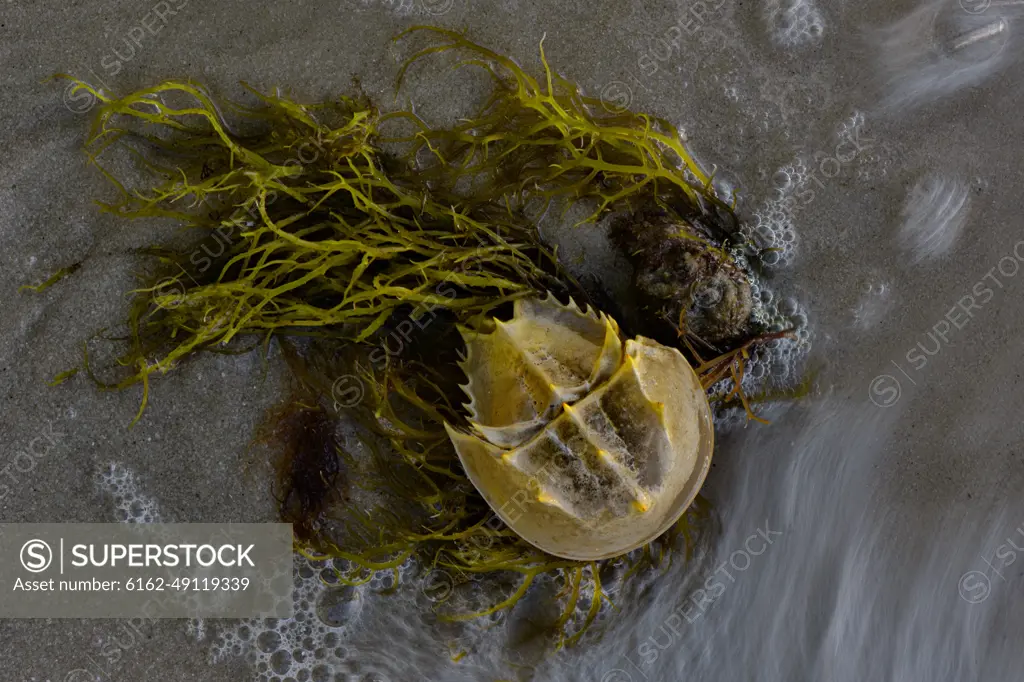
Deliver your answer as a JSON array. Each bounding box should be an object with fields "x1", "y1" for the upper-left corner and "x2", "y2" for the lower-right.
[
  {"x1": 482, "y1": 340, "x2": 680, "y2": 524},
  {"x1": 457, "y1": 294, "x2": 622, "y2": 448}
]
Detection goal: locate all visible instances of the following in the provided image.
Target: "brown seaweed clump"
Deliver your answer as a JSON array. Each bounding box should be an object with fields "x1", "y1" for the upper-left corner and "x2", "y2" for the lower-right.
[
  {"x1": 253, "y1": 395, "x2": 346, "y2": 541},
  {"x1": 611, "y1": 209, "x2": 754, "y2": 347}
]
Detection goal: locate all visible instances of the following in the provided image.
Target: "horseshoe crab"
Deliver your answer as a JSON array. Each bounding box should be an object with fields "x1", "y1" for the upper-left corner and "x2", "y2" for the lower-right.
[{"x1": 445, "y1": 295, "x2": 714, "y2": 560}]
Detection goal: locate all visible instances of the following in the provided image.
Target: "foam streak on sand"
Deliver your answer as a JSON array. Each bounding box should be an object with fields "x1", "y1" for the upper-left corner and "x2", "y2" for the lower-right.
[
  {"x1": 899, "y1": 174, "x2": 970, "y2": 264},
  {"x1": 873, "y1": 0, "x2": 1018, "y2": 111}
]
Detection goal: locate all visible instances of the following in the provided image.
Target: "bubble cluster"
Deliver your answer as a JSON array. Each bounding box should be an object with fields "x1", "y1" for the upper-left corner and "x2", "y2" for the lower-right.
[
  {"x1": 222, "y1": 556, "x2": 358, "y2": 680},
  {"x1": 708, "y1": 268, "x2": 811, "y2": 431},
  {"x1": 212, "y1": 554, "x2": 413, "y2": 682},
  {"x1": 744, "y1": 111, "x2": 886, "y2": 259},
  {"x1": 751, "y1": 280, "x2": 810, "y2": 370},
  {"x1": 764, "y1": 0, "x2": 825, "y2": 47},
  {"x1": 186, "y1": 617, "x2": 207, "y2": 643},
  {"x1": 97, "y1": 462, "x2": 163, "y2": 524},
  {"x1": 212, "y1": 547, "x2": 633, "y2": 679},
  {"x1": 358, "y1": 0, "x2": 416, "y2": 16},
  {"x1": 357, "y1": 0, "x2": 454, "y2": 18},
  {"x1": 837, "y1": 110, "x2": 865, "y2": 140},
  {"x1": 744, "y1": 162, "x2": 804, "y2": 267},
  {"x1": 832, "y1": 111, "x2": 882, "y2": 182}
]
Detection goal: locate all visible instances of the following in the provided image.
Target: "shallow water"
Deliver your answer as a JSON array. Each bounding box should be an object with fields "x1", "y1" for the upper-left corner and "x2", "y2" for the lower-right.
[{"x1": 3, "y1": 0, "x2": 1024, "y2": 679}]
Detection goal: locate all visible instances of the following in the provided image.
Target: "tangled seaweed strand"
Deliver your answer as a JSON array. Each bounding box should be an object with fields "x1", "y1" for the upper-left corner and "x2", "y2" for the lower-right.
[
  {"x1": 56, "y1": 76, "x2": 566, "y2": 425},
  {"x1": 390, "y1": 26, "x2": 737, "y2": 226}
]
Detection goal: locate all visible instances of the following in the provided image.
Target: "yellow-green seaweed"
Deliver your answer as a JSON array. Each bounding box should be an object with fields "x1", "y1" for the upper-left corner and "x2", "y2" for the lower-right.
[
  {"x1": 19, "y1": 262, "x2": 82, "y2": 293},
  {"x1": 390, "y1": 26, "x2": 737, "y2": 225},
  {"x1": 51, "y1": 73, "x2": 574, "y2": 425}
]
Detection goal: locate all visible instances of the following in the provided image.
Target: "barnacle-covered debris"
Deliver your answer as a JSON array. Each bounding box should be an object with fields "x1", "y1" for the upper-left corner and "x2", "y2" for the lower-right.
[{"x1": 611, "y1": 208, "x2": 754, "y2": 347}]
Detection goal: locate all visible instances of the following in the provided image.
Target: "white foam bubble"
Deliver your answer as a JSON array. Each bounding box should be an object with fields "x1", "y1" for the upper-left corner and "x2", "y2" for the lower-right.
[
  {"x1": 745, "y1": 163, "x2": 802, "y2": 267},
  {"x1": 97, "y1": 462, "x2": 163, "y2": 524},
  {"x1": 206, "y1": 546, "x2": 643, "y2": 680},
  {"x1": 764, "y1": 0, "x2": 826, "y2": 47},
  {"x1": 709, "y1": 270, "x2": 812, "y2": 431},
  {"x1": 210, "y1": 553, "x2": 382, "y2": 681},
  {"x1": 357, "y1": 0, "x2": 454, "y2": 17}
]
